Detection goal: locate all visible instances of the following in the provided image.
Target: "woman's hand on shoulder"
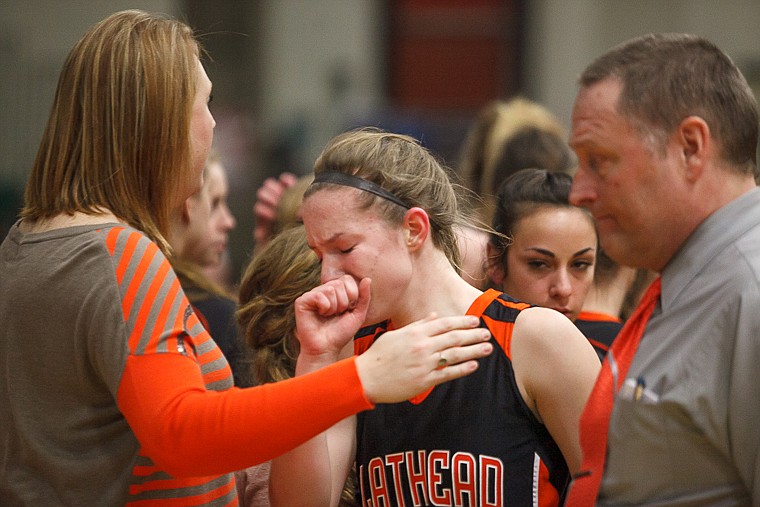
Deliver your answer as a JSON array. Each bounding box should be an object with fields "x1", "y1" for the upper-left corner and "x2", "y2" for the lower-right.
[{"x1": 355, "y1": 314, "x2": 493, "y2": 404}]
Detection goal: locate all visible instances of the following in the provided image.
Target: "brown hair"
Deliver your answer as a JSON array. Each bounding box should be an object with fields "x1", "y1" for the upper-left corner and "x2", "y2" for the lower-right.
[
  {"x1": 236, "y1": 225, "x2": 320, "y2": 384},
  {"x1": 580, "y1": 33, "x2": 758, "y2": 173},
  {"x1": 21, "y1": 10, "x2": 202, "y2": 253}
]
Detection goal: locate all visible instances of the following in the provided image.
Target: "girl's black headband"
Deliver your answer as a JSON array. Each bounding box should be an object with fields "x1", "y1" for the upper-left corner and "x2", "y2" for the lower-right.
[{"x1": 312, "y1": 172, "x2": 410, "y2": 209}]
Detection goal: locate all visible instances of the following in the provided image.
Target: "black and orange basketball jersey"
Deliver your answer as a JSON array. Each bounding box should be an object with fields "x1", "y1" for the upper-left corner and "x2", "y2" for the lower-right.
[
  {"x1": 354, "y1": 289, "x2": 569, "y2": 507},
  {"x1": 574, "y1": 310, "x2": 623, "y2": 360}
]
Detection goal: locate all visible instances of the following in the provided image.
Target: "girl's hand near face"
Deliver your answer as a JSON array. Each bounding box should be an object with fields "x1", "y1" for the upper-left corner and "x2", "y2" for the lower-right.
[
  {"x1": 294, "y1": 275, "x2": 371, "y2": 366},
  {"x1": 293, "y1": 276, "x2": 494, "y2": 404}
]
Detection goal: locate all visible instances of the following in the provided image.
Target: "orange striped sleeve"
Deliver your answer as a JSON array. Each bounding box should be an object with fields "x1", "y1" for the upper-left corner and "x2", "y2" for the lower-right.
[
  {"x1": 106, "y1": 228, "x2": 201, "y2": 359},
  {"x1": 103, "y1": 227, "x2": 238, "y2": 504},
  {"x1": 115, "y1": 230, "x2": 141, "y2": 285},
  {"x1": 117, "y1": 353, "x2": 372, "y2": 477},
  {"x1": 147, "y1": 279, "x2": 183, "y2": 355},
  {"x1": 121, "y1": 240, "x2": 159, "y2": 325},
  {"x1": 128, "y1": 473, "x2": 227, "y2": 494},
  {"x1": 184, "y1": 308, "x2": 202, "y2": 333},
  {"x1": 128, "y1": 258, "x2": 171, "y2": 354},
  {"x1": 105, "y1": 226, "x2": 122, "y2": 255},
  {"x1": 127, "y1": 476, "x2": 236, "y2": 506}
]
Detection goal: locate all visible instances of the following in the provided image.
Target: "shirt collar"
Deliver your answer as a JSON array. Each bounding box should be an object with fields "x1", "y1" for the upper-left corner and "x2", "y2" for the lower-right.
[{"x1": 660, "y1": 187, "x2": 760, "y2": 310}]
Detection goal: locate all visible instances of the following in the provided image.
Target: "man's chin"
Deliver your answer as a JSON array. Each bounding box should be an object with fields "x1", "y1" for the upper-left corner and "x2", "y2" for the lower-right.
[{"x1": 599, "y1": 236, "x2": 628, "y2": 264}]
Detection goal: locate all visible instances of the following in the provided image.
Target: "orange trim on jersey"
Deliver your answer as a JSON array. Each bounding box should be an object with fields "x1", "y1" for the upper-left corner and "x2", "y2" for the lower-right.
[
  {"x1": 360, "y1": 290, "x2": 526, "y2": 405},
  {"x1": 586, "y1": 338, "x2": 610, "y2": 353},
  {"x1": 481, "y1": 314, "x2": 516, "y2": 360},
  {"x1": 355, "y1": 290, "x2": 526, "y2": 404},
  {"x1": 468, "y1": 289, "x2": 530, "y2": 318},
  {"x1": 576, "y1": 310, "x2": 621, "y2": 323},
  {"x1": 537, "y1": 457, "x2": 561, "y2": 507},
  {"x1": 408, "y1": 387, "x2": 434, "y2": 405},
  {"x1": 474, "y1": 290, "x2": 524, "y2": 361},
  {"x1": 354, "y1": 333, "x2": 375, "y2": 356}
]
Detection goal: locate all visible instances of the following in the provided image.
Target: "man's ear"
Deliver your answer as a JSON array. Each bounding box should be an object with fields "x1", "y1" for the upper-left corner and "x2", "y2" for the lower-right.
[
  {"x1": 485, "y1": 241, "x2": 505, "y2": 286},
  {"x1": 403, "y1": 207, "x2": 430, "y2": 250},
  {"x1": 676, "y1": 115, "x2": 709, "y2": 182}
]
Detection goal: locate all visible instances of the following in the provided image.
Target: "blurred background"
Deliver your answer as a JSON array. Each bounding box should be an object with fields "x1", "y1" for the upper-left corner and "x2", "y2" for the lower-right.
[{"x1": 2, "y1": 0, "x2": 759, "y2": 280}]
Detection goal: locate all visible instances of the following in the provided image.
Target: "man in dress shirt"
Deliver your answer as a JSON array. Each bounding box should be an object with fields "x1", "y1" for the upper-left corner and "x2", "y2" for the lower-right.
[{"x1": 568, "y1": 33, "x2": 760, "y2": 505}]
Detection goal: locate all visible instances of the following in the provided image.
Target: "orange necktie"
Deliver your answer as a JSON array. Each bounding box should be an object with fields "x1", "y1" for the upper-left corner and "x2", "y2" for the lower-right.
[{"x1": 566, "y1": 277, "x2": 662, "y2": 506}]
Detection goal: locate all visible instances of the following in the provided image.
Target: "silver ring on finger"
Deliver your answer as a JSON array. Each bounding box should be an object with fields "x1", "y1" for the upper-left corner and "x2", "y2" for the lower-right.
[{"x1": 436, "y1": 352, "x2": 448, "y2": 370}]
